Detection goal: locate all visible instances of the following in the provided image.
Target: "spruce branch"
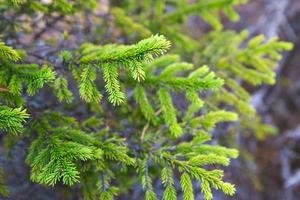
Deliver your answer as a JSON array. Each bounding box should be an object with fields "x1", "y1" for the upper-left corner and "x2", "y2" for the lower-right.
[
  {"x1": 161, "y1": 167, "x2": 177, "y2": 200},
  {"x1": 162, "y1": 0, "x2": 245, "y2": 27},
  {"x1": 180, "y1": 173, "x2": 194, "y2": 200},
  {"x1": 79, "y1": 35, "x2": 171, "y2": 67},
  {"x1": 79, "y1": 65, "x2": 103, "y2": 103},
  {"x1": 0, "y1": 41, "x2": 21, "y2": 62},
  {"x1": 102, "y1": 64, "x2": 125, "y2": 106},
  {"x1": 111, "y1": 7, "x2": 152, "y2": 38},
  {"x1": 158, "y1": 88, "x2": 183, "y2": 138},
  {"x1": 0, "y1": 106, "x2": 29, "y2": 134},
  {"x1": 76, "y1": 35, "x2": 171, "y2": 105}
]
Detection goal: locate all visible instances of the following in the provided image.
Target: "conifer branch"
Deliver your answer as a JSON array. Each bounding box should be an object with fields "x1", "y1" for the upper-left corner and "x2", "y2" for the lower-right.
[
  {"x1": 79, "y1": 35, "x2": 171, "y2": 66},
  {"x1": 162, "y1": 0, "x2": 244, "y2": 27},
  {"x1": 0, "y1": 41, "x2": 21, "y2": 62},
  {"x1": 0, "y1": 2, "x2": 294, "y2": 199},
  {"x1": 74, "y1": 35, "x2": 171, "y2": 105},
  {"x1": 0, "y1": 106, "x2": 29, "y2": 134}
]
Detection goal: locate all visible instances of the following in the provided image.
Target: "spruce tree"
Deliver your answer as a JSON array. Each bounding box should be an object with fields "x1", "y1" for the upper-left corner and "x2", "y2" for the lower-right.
[{"x1": 0, "y1": 0, "x2": 293, "y2": 200}]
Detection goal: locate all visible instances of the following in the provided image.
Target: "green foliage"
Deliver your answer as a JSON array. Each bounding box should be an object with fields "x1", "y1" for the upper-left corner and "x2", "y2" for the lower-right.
[
  {"x1": 157, "y1": 131, "x2": 238, "y2": 200},
  {"x1": 21, "y1": 36, "x2": 239, "y2": 199},
  {"x1": 75, "y1": 35, "x2": 170, "y2": 105},
  {"x1": 0, "y1": 41, "x2": 21, "y2": 61},
  {"x1": 0, "y1": 167, "x2": 9, "y2": 197},
  {"x1": 113, "y1": 1, "x2": 293, "y2": 139},
  {"x1": 119, "y1": 0, "x2": 248, "y2": 31},
  {"x1": 1, "y1": 0, "x2": 97, "y2": 14},
  {"x1": 0, "y1": 42, "x2": 54, "y2": 134},
  {"x1": 79, "y1": 65, "x2": 103, "y2": 103},
  {"x1": 0, "y1": 0, "x2": 294, "y2": 200},
  {"x1": 131, "y1": 53, "x2": 238, "y2": 199},
  {"x1": 161, "y1": 0, "x2": 247, "y2": 29},
  {"x1": 53, "y1": 76, "x2": 73, "y2": 103},
  {"x1": 0, "y1": 40, "x2": 54, "y2": 198},
  {"x1": 111, "y1": 7, "x2": 152, "y2": 38},
  {"x1": 0, "y1": 106, "x2": 28, "y2": 134},
  {"x1": 0, "y1": 42, "x2": 55, "y2": 100},
  {"x1": 200, "y1": 30, "x2": 293, "y2": 138},
  {"x1": 161, "y1": 167, "x2": 176, "y2": 200},
  {"x1": 181, "y1": 173, "x2": 194, "y2": 200},
  {"x1": 139, "y1": 159, "x2": 158, "y2": 200},
  {"x1": 133, "y1": 55, "x2": 227, "y2": 139},
  {"x1": 26, "y1": 112, "x2": 134, "y2": 188},
  {"x1": 200, "y1": 30, "x2": 293, "y2": 86}
]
